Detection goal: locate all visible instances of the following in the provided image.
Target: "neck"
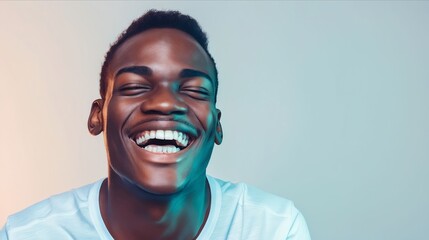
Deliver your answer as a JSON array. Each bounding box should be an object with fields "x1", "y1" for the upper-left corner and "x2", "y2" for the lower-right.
[{"x1": 99, "y1": 170, "x2": 211, "y2": 240}]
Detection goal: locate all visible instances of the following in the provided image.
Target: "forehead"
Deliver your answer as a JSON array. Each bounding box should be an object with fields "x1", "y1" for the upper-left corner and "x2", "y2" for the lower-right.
[{"x1": 109, "y1": 28, "x2": 215, "y2": 79}]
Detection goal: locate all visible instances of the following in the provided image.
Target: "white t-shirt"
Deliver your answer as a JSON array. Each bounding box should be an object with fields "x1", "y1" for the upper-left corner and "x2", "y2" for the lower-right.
[{"x1": 1, "y1": 176, "x2": 311, "y2": 239}]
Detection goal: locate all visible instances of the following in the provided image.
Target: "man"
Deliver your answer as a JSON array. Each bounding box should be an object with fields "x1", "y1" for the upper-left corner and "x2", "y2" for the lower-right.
[{"x1": 1, "y1": 10, "x2": 310, "y2": 239}]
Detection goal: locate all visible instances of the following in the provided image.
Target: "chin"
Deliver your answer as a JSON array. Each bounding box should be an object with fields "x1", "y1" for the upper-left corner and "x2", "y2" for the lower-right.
[
  {"x1": 140, "y1": 183, "x2": 181, "y2": 195},
  {"x1": 130, "y1": 168, "x2": 188, "y2": 196}
]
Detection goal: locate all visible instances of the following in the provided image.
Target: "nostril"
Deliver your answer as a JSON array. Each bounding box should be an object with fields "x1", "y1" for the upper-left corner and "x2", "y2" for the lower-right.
[
  {"x1": 139, "y1": 88, "x2": 188, "y2": 115},
  {"x1": 140, "y1": 100, "x2": 188, "y2": 115}
]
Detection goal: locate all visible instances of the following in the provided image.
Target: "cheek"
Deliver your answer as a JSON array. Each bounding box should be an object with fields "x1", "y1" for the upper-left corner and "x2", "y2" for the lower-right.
[
  {"x1": 104, "y1": 99, "x2": 139, "y2": 172},
  {"x1": 105, "y1": 98, "x2": 139, "y2": 129},
  {"x1": 193, "y1": 103, "x2": 217, "y2": 131},
  {"x1": 104, "y1": 98, "x2": 141, "y2": 157}
]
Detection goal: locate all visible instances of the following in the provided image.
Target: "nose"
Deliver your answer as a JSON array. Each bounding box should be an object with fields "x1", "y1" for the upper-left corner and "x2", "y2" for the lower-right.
[{"x1": 140, "y1": 86, "x2": 187, "y2": 115}]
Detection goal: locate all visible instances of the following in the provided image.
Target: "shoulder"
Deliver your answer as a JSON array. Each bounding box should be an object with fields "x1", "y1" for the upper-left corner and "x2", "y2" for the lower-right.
[
  {"x1": 6, "y1": 181, "x2": 96, "y2": 227},
  {"x1": 208, "y1": 176, "x2": 311, "y2": 239},
  {"x1": 211, "y1": 176, "x2": 296, "y2": 216},
  {"x1": 2, "y1": 180, "x2": 103, "y2": 239}
]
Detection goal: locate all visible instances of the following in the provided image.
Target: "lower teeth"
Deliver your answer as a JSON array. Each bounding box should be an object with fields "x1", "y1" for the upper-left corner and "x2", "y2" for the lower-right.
[{"x1": 144, "y1": 145, "x2": 180, "y2": 153}]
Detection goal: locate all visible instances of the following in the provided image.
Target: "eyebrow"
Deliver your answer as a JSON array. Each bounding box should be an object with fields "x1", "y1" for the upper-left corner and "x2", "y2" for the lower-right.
[
  {"x1": 179, "y1": 69, "x2": 214, "y2": 84},
  {"x1": 115, "y1": 66, "x2": 152, "y2": 77},
  {"x1": 115, "y1": 66, "x2": 213, "y2": 84}
]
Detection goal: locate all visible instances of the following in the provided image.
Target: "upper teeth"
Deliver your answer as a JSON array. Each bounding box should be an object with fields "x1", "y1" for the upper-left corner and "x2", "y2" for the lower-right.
[{"x1": 135, "y1": 130, "x2": 190, "y2": 147}]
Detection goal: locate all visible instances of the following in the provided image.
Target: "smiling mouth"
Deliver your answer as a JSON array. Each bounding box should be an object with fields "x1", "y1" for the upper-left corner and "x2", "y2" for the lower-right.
[{"x1": 134, "y1": 130, "x2": 192, "y2": 154}]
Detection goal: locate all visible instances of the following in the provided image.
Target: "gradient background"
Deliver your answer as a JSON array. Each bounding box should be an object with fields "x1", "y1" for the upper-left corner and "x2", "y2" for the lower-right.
[{"x1": 1, "y1": 2, "x2": 428, "y2": 240}]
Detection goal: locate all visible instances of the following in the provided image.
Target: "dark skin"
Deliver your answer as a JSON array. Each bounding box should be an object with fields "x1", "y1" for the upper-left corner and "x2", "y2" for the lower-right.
[{"x1": 88, "y1": 29, "x2": 223, "y2": 240}]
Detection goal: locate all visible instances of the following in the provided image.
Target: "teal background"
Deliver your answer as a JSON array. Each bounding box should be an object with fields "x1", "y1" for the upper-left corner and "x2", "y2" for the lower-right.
[{"x1": 0, "y1": 2, "x2": 428, "y2": 239}]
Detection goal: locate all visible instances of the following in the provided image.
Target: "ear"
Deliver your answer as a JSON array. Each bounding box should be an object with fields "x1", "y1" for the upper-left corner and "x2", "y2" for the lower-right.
[
  {"x1": 215, "y1": 109, "x2": 223, "y2": 145},
  {"x1": 88, "y1": 99, "x2": 104, "y2": 136}
]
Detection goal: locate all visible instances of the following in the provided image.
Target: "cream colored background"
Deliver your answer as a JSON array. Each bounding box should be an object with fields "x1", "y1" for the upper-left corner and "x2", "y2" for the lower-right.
[{"x1": 1, "y1": 2, "x2": 428, "y2": 240}]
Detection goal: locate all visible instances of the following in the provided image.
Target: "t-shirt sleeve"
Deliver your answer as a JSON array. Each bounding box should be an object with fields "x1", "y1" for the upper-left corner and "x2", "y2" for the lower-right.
[
  {"x1": 0, "y1": 224, "x2": 8, "y2": 240},
  {"x1": 286, "y1": 211, "x2": 311, "y2": 240}
]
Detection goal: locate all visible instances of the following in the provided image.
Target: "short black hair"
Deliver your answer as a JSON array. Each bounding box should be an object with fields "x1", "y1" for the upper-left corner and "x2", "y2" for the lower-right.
[{"x1": 99, "y1": 9, "x2": 219, "y2": 102}]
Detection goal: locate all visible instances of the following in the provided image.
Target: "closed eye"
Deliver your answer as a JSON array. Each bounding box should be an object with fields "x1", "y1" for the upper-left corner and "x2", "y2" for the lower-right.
[
  {"x1": 181, "y1": 88, "x2": 211, "y2": 100},
  {"x1": 118, "y1": 84, "x2": 151, "y2": 96}
]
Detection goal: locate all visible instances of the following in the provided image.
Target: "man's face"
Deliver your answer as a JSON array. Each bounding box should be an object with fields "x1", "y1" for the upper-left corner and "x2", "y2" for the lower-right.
[{"x1": 90, "y1": 28, "x2": 222, "y2": 194}]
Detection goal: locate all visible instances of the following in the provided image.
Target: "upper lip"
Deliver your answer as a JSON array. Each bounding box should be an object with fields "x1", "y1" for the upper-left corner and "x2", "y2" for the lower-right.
[{"x1": 128, "y1": 118, "x2": 198, "y2": 141}]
